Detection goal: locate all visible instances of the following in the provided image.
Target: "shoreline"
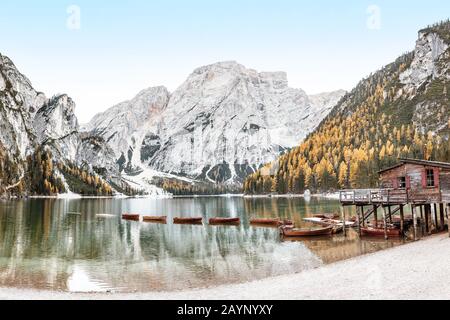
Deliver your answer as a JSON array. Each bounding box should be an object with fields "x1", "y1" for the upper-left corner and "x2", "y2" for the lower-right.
[
  {"x1": 1, "y1": 233, "x2": 449, "y2": 300},
  {"x1": 2, "y1": 193, "x2": 339, "y2": 201}
]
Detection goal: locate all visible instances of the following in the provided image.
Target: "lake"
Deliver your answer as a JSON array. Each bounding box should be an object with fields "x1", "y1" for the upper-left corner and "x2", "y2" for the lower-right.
[{"x1": 0, "y1": 196, "x2": 403, "y2": 293}]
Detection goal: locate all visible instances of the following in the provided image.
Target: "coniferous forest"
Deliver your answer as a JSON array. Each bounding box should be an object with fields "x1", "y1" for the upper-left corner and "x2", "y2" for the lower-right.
[
  {"x1": 153, "y1": 177, "x2": 242, "y2": 196},
  {"x1": 0, "y1": 144, "x2": 114, "y2": 197},
  {"x1": 244, "y1": 23, "x2": 450, "y2": 195}
]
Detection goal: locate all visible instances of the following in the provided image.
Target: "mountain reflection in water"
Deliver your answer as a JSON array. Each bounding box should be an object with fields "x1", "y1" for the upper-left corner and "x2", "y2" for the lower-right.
[{"x1": 0, "y1": 197, "x2": 401, "y2": 292}]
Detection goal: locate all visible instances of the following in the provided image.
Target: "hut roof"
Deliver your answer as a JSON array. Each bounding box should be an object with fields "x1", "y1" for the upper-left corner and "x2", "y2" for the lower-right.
[{"x1": 379, "y1": 159, "x2": 450, "y2": 174}]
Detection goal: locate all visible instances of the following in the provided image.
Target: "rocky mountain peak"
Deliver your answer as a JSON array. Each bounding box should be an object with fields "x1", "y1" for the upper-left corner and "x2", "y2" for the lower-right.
[
  {"x1": 84, "y1": 85, "x2": 171, "y2": 165},
  {"x1": 189, "y1": 61, "x2": 289, "y2": 91},
  {"x1": 400, "y1": 28, "x2": 449, "y2": 91},
  {"x1": 33, "y1": 94, "x2": 80, "y2": 161},
  {"x1": 0, "y1": 52, "x2": 347, "y2": 195},
  {"x1": 86, "y1": 61, "x2": 345, "y2": 186}
]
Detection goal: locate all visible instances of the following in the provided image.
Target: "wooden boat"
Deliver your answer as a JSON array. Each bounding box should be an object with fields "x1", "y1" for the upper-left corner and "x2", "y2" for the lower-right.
[
  {"x1": 250, "y1": 218, "x2": 293, "y2": 227},
  {"x1": 122, "y1": 213, "x2": 140, "y2": 221},
  {"x1": 143, "y1": 216, "x2": 167, "y2": 223},
  {"x1": 173, "y1": 217, "x2": 203, "y2": 225},
  {"x1": 209, "y1": 217, "x2": 240, "y2": 225},
  {"x1": 282, "y1": 235, "x2": 337, "y2": 242},
  {"x1": 281, "y1": 226, "x2": 334, "y2": 237},
  {"x1": 303, "y1": 217, "x2": 356, "y2": 228},
  {"x1": 361, "y1": 226, "x2": 402, "y2": 238},
  {"x1": 313, "y1": 213, "x2": 340, "y2": 220},
  {"x1": 67, "y1": 212, "x2": 82, "y2": 216},
  {"x1": 370, "y1": 217, "x2": 413, "y2": 226},
  {"x1": 96, "y1": 214, "x2": 115, "y2": 218}
]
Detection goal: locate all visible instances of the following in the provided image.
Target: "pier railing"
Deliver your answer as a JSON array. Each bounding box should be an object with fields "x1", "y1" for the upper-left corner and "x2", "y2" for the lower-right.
[{"x1": 340, "y1": 189, "x2": 408, "y2": 204}]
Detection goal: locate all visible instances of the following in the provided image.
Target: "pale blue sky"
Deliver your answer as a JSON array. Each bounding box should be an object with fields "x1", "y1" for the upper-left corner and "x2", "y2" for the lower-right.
[{"x1": 0, "y1": 0, "x2": 449, "y2": 123}]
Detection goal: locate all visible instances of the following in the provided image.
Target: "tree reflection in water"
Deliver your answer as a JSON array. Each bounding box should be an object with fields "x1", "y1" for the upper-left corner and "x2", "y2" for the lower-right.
[{"x1": 0, "y1": 197, "x2": 402, "y2": 292}]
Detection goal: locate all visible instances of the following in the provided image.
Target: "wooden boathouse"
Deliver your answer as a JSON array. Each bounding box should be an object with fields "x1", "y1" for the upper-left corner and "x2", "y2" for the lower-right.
[{"x1": 340, "y1": 159, "x2": 450, "y2": 239}]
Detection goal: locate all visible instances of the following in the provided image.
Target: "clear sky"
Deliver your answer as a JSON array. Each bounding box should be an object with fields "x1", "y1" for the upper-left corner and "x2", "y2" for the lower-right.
[{"x1": 0, "y1": 0, "x2": 449, "y2": 123}]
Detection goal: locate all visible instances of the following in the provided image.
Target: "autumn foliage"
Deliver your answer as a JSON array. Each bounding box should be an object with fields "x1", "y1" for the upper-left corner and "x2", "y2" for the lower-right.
[{"x1": 245, "y1": 50, "x2": 450, "y2": 195}]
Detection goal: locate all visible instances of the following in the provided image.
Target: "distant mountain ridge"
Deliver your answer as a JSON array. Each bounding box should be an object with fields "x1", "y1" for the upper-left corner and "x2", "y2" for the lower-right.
[
  {"x1": 85, "y1": 61, "x2": 345, "y2": 188},
  {"x1": 0, "y1": 54, "x2": 344, "y2": 196},
  {"x1": 0, "y1": 54, "x2": 126, "y2": 197}
]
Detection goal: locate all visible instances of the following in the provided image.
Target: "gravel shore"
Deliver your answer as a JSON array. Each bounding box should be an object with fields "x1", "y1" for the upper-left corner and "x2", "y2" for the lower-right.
[{"x1": 1, "y1": 233, "x2": 449, "y2": 300}]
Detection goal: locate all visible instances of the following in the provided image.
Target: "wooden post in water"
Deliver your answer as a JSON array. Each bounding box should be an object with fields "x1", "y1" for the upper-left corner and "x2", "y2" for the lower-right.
[
  {"x1": 341, "y1": 206, "x2": 347, "y2": 237},
  {"x1": 399, "y1": 205, "x2": 405, "y2": 236},
  {"x1": 420, "y1": 205, "x2": 425, "y2": 235},
  {"x1": 425, "y1": 205, "x2": 430, "y2": 235},
  {"x1": 388, "y1": 206, "x2": 393, "y2": 224},
  {"x1": 434, "y1": 204, "x2": 439, "y2": 232},
  {"x1": 440, "y1": 203, "x2": 445, "y2": 232},
  {"x1": 382, "y1": 206, "x2": 388, "y2": 240},
  {"x1": 429, "y1": 204, "x2": 433, "y2": 235},
  {"x1": 373, "y1": 205, "x2": 378, "y2": 227},
  {"x1": 411, "y1": 205, "x2": 417, "y2": 241},
  {"x1": 356, "y1": 206, "x2": 361, "y2": 236},
  {"x1": 360, "y1": 206, "x2": 366, "y2": 227}
]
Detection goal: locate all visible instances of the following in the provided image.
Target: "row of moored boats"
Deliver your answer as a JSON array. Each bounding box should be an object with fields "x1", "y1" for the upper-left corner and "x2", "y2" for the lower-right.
[
  {"x1": 122, "y1": 213, "x2": 407, "y2": 238},
  {"x1": 123, "y1": 214, "x2": 291, "y2": 227},
  {"x1": 303, "y1": 214, "x2": 408, "y2": 238},
  {"x1": 122, "y1": 213, "x2": 346, "y2": 238}
]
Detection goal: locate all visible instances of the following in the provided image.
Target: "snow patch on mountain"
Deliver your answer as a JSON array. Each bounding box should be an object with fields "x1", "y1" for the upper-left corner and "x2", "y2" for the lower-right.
[
  {"x1": 86, "y1": 61, "x2": 345, "y2": 185},
  {"x1": 121, "y1": 168, "x2": 191, "y2": 197}
]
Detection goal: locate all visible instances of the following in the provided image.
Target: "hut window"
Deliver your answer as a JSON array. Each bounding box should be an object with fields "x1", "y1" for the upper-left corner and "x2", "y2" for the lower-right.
[
  {"x1": 426, "y1": 169, "x2": 435, "y2": 187},
  {"x1": 398, "y1": 177, "x2": 406, "y2": 189}
]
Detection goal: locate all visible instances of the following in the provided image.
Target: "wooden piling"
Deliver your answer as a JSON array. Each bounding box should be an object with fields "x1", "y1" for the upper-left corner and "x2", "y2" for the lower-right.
[
  {"x1": 425, "y1": 205, "x2": 430, "y2": 235},
  {"x1": 399, "y1": 205, "x2": 405, "y2": 235},
  {"x1": 373, "y1": 205, "x2": 378, "y2": 227},
  {"x1": 420, "y1": 205, "x2": 425, "y2": 235},
  {"x1": 411, "y1": 205, "x2": 417, "y2": 241},
  {"x1": 356, "y1": 206, "x2": 361, "y2": 236},
  {"x1": 434, "y1": 204, "x2": 439, "y2": 232},
  {"x1": 440, "y1": 203, "x2": 445, "y2": 232},
  {"x1": 382, "y1": 206, "x2": 388, "y2": 240},
  {"x1": 360, "y1": 206, "x2": 366, "y2": 227},
  {"x1": 341, "y1": 206, "x2": 347, "y2": 237}
]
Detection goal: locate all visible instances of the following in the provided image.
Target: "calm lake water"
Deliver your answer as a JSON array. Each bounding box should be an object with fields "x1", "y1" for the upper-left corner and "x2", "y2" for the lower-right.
[{"x1": 0, "y1": 196, "x2": 403, "y2": 293}]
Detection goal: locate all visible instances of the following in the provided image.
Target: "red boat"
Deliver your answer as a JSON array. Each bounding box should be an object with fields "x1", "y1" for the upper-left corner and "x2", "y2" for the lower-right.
[
  {"x1": 209, "y1": 217, "x2": 240, "y2": 225},
  {"x1": 250, "y1": 218, "x2": 293, "y2": 227},
  {"x1": 281, "y1": 226, "x2": 334, "y2": 237},
  {"x1": 143, "y1": 216, "x2": 167, "y2": 223},
  {"x1": 361, "y1": 226, "x2": 402, "y2": 238},
  {"x1": 173, "y1": 217, "x2": 203, "y2": 225},
  {"x1": 122, "y1": 213, "x2": 140, "y2": 221}
]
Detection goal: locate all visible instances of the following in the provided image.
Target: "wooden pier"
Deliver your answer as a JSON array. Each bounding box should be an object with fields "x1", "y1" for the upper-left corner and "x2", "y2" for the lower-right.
[{"x1": 339, "y1": 159, "x2": 450, "y2": 240}]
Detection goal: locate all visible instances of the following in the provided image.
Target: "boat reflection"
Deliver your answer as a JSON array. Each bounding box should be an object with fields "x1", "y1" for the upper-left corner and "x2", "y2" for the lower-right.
[{"x1": 0, "y1": 197, "x2": 402, "y2": 292}]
